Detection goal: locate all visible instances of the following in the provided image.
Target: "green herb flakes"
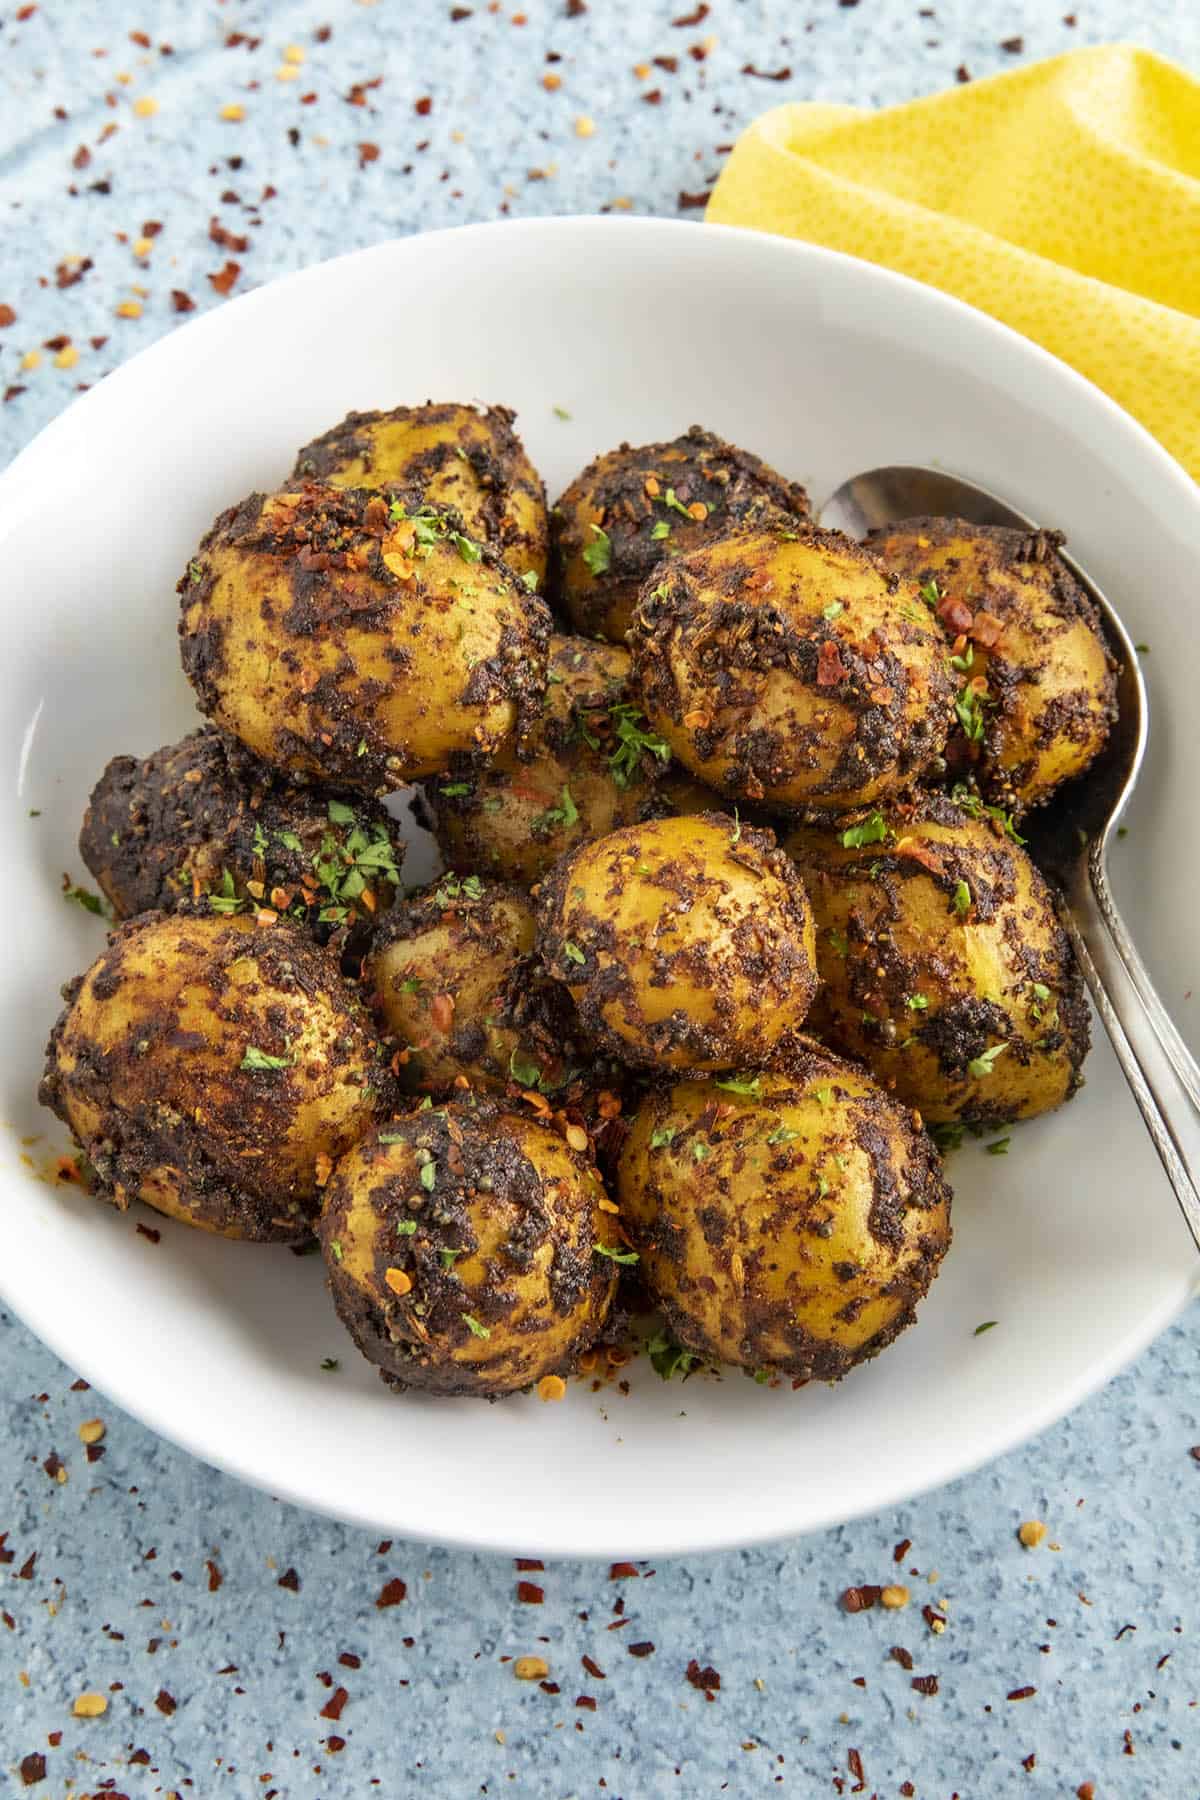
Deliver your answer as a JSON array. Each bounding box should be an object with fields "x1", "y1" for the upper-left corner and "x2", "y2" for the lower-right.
[
  {"x1": 582, "y1": 523, "x2": 612, "y2": 577},
  {"x1": 646, "y1": 1329, "x2": 697, "y2": 1381},
  {"x1": 714, "y1": 1074, "x2": 762, "y2": 1097},
  {"x1": 952, "y1": 880, "x2": 972, "y2": 919},
  {"x1": 461, "y1": 1313, "x2": 491, "y2": 1339},
  {"x1": 594, "y1": 1243, "x2": 639, "y2": 1265},
  {"x1": 841, "y1": 812, "x2": 887, "y2": 850},
  {"x1": 240, "y1": 1045, "x2": 294, "y2": 1073},
  {"x1": 968, "y1": 1043, "x2": 1007, "y2": 1079}
]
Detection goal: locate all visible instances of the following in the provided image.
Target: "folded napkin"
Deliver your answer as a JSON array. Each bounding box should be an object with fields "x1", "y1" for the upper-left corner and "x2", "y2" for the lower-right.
[{"x1": 707, "y1": 46, "x2": 1200, "y2": 481}]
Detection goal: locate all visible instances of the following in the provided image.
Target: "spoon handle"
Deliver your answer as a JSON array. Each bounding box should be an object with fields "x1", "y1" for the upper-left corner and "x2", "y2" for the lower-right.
[{"x1": 1061, "y1": 860, "x2": 1200, "y2": 1255}]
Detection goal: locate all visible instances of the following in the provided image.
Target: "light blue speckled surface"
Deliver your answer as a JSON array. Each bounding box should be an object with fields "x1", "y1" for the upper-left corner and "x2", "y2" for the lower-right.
[{"x1": 2, "y1": 3, "x2": 1199, "y2": 1795}]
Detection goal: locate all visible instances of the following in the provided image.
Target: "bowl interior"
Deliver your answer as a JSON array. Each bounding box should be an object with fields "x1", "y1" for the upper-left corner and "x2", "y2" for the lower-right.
[{"x1": 1, "y1": 217, "x2": 1196, "y2": 1556}]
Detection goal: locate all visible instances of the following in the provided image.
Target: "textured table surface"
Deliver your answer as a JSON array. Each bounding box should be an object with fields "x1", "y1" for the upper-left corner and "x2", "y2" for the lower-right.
[{"x1": 3, "y1": 3, "x2": 1199, "y2": 1796}]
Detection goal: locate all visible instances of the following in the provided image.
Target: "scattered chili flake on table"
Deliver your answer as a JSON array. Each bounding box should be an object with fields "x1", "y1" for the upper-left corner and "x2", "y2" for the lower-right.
[
  {"x1": 19, "y1": 1753, "x2": 47, "y2": 1786},
  {"x1": 376, "y1": 1577, "x2": 406, "y2": 1608},
  {"x1": 154, "y1": 1688, "x2": 176, "y2": 1714},
  {"x1": 841, "y1": 1585, "x2": 881, "y2": 1613},
  {"x1": 277, "y1": 1566, "x2": 301, "y2": 1592},
  {"x1": 208, "y1": 261, "x2": 241, "y2": 295},
  {"x1": 609, "y1": 1562, "x2": 639, "y2": 1580},
  {"x1": 0, "y1": 304, "x2": 16, "y2": 328},
  {"x1": 581, "y1": 1655, "x2": 606, "y2": 1679},
  {"x1": 628, "y1": 1641, "x2": 655, "y2": 1658},
  {"x1": 685, "y1": 1658, "x2": 721, "y2": 1699},
  {"x1": 889, "y1": 1645, "x2": 914, "y2": 1670},
  {"x1": 320, "y1": 1686, "x2": 349, "y2": 1721},
  {"x1": 170, "y1": 289, "x2": 195, "y2": 313},
  {"x1": 514, "y1": 1558, "x2": 543, "y2": 1572},
  {"x1": 893, "y1": 1538, "x2": 911, "y2": 1563},
  {"x1": 1007, "y1": 1685, "x2": 1037, "y2": 1701},
  {"x1": 517, "y1": 1581, "x2": 544, "y2": 1604},
  {"x1": 911, "y1": 1674, "x2": 939, "y2": 1696},
  {"x1": 575, "y1": 1694, "x2": 596, "y2": 1710}
]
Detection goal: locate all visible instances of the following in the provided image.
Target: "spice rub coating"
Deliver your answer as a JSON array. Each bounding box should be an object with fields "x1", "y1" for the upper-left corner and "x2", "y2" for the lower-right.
[
  {"x1": 628, "y1": 520, "x2": 955, "y2": 812},
  {"x1": 867, "y1": 517, "x2": 1117, "y2": 814},
  {"x1": 40, "y1": 913, "x2": 384, "y2": 1241},
  {"x1": 552, "y1": 425, "x2": 811, "y2": 642},
  {"x1": 79, "y1": 725, "x2": 404, "y2": 937},
  {"x1": 424, "y1": 633, "x2": 698, "y2": 887},
  {"x1": 536, "y1": 812, "x2": 818, "y2": 1073},
  {"x1": 618, "y1": 1048, "x2": 952, "y2": 1381},
  {"x1": 785, "y1": 791, "x2": 1090, "y2": 1125},
  {"x1": 292, "y1": 400, "x2": 549, "y2": 587},
  {"x1": 319, "y1": 1096, "x2": 619, "y2": 1397},
  {"x1": 179, "y1": 484, "x2": 551, "y2": 794}
]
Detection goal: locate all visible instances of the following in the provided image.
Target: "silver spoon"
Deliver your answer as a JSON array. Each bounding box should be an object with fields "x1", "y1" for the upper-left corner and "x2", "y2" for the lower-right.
[{"x1": 821, "y1": 465, "x2": 1200, "y2": 1253}]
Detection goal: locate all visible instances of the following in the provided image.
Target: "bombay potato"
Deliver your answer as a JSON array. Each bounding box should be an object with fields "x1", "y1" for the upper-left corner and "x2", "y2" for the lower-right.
[
  {"x1": 536, "y1": 812, "x2": 818, "y2": 1071},
  {"x1": 79, "y1": 726, "x2": 404, "y2": 936},
  {"x1": 784, "y1": 793, "x2": 1089, "y2": 1125},
  {"x1": 424, "y1": 633, "x2": 683, "y2": 886},
  {"x1": 292, "y1": 401, "x2": 549, "y2": 587},
  {"x1": 552, "y1": 425, "x2": 811, "y2": 642},
  {"x1": 179, "y1": 485, "x2": 550, "y2": 793},
  {"x1": 867, "y1": 518, "x2": 1117, "y2": 813},
  {"x1": 319, "y1": 1097, "x2": 619, "y2": 1397},
  {"x1": 629, "y1": 520, "x2": 955, "y2": 812},
  {"x1": 618, "y1": 1050, "x2": 952, "y2": 1381},
  {"x1": 40, "y1": 913, "x2": 383, "y2": 1241}
]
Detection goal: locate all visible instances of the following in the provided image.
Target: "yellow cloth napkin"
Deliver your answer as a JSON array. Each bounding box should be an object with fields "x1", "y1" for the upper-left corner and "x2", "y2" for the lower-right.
[{"x1": 707, "y1": 46, "x2": 1200, "y2": 481}]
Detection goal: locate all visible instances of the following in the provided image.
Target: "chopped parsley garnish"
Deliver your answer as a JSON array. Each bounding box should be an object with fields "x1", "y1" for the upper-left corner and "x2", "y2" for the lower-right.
[
  {"x1": 378, "y1": 1130, "x2": 409, "y2": 1143},
  {"x1": 594, "y1": 1243, "x2": 639, "y2": 1265},
  {"x1": 433, "y1": 872, "x2": 484, "y2": 905},
  {"x1": 63, "y1": 883, "x2": 108, "y2": 917},
  {"x1": 714, "y1": 1074, "x2": 762, "y2": 1097},
  {"x1": 188, "y1": 560, "x2": 204, "y2": 583},
  {"x1": 552, "y1": 405, "x2": 571, "y2": 420},
  {"x1": 828, "y1": 927, "x2": 849, "y2": 958},
  {"x1": 661, "y1": 486, "x2": 692, "y2": 519},
  {"x1": 948, "y1": 782, "x2": 1025, "y2": 844},
  {"x1": 533, "y1": 785, "x2": 580, "y2": 835},
  {"x1": 562, "y1": 940, "x2": 586, "y2": 965},
  {"x1": 919, "y1": 578, "x2": 940, "y2": 607},
  {"x1": 582, "y1": 523, "x2": 612, "y2": 577},
  {"x1": 241, "y1": 1045, "x2": 294, "y2": 1072},
  {"x1": 439, "y1": 782, "x2": 472, "y2": 798},
  {"x1": 822, "y1": 600, "x2": 844, "y2": 621},
  {"x1": 207, "y1": 869, "x2": 249, "y2": 916},
  {"x1": 607, "y1": 703, "x2": 670, "y2": 789},
  {"x1": 930, "y1": 1121, "x2": 965, "y2": 1153},
  {"x1": 766, "y1": 1124, "x2": 801, "y2": 1145},
  {"x1": 416, "y1": 1150, "x2": 437, "y2": 1191},
  {"x1": 395, "y1": 1218, "x2": 418, "y2": 1234},
  {"x1": 986, "y1": 1137, "x2": 1011, "y2": 1155},
  {"x1": 276, "y1": 829, "x2": 303, "y2": 853},
  {"x1": 692, "y1": 1141, "x2": 710, "y2": 1162},
  {"x1": 729, "y1": 808, "x2": 741, "y2": 845},
  {"x1": 651, "y1": 519, "x2": 671, "y2": 541},
  {"x1": 1031, "y1": 982, "x2": 1050, "y2": 1001},
  {"x1": 508, "y1": 1048, "x2": 543, "y2": 1090},
  {"x1": 968, "y1": 1043, "x2": 1007, "y2": 1079},
  {"x1": 327, "y1": 799, "x2": 356, "y2": 825},
  {"x1": 949, "y1": 642, "x2": 974, "y2": 675},
  {"x1": 952, "y1": 880, "x2": 972, "y2": 919},
  {"x1": 453, "y1": 532, "x2": 482, "y2": 564},
  {"x1": 649, "y1": 1126, "x2": 677, "y2": 1149},
  {"x1": 813, "y1": 1086, "x2": 833, "y2": 1107},
  {"x1": 841, "y1": 812, "x2": 887, "y2": 850},
  {"x1": 905, "y1": 994, "x2": 929, "y2": 1011},
  {"x1": 461, "y1": 1313, "x2": 491, "y2": 1339},
  {"x1": 646, "y1": 1329, "x2": 697, "y2": 1381},
  {"x1": 520, "y1": 569, "x2": 539, "y2": 591},
  {"x1": 954, "y1": 682, "x2": 987, "y2": 743},
  {"x1": 330, "y1": 1239, "x2": 344, "y2": 1263},
  {"x1": 973, "y1": 1320, "x2": 999, "y2": 1336}
]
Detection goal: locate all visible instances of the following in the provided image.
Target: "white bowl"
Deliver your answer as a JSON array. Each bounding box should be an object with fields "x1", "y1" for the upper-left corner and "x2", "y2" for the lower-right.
[{"x1": 2, "y1": 217, "x2": 1197, "y2": 1558}]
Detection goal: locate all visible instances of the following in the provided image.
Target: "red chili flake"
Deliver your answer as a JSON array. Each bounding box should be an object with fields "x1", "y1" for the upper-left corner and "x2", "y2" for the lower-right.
[
  {"x1": 277, "y1": 1568, "x2": 301, "y2": 1592},
  {"x1": 17, "y1": 1553, "x2": 36, "y2": 1580},
  {"x1": 653, "y1": 55, "x2": 678, "y2": 71},
  {"x1": 320, "y1": 1686, "x2": 349, "y2": 1721},
  {"x1": 358, "y1": 142, "x2": 380, "y2": 167},
  {"x1": 1023, "y1": 1754, "x2": 1037, "y2": 1771},
  {"x1": 515, "y1": 1558, "x2": 543, "y2": 1571},
  {"x1": 216, "y1": 1665, "x2": 237, "y2": 1676},
  {"x1": 3, "y1": 385, "x2": 26, "y2": 403},
  {"x1": 889, "y1": 1645, "x2": 914, "y2": 1670},
  {"x1": 16, "y1": 4, "x2": 38, "y2": 19},
  {"x1": 575, "y1": 1694, "x2": 596, "y2": 1709},
  {"x1": 1114, "y1": 1623, "x2": 1137, "y2": 1640},
  {"x1": 377, "y1": 1539, "x2": 393, "y2": 1554},
  {"x1": 136, "y1": 1221, "x2": 161, "y2": 1242},
  {"x1": 1122, "y1": 1731, "x2": 1135, "y2": 1755},
  {"x1": 0, "y1": 1536, "x2": 12, "y2": 1565},
  {"x1": 956, "y1": 64, "x2": 972, "y2": 82},
  {"x1": 1000, "y1": 35, "x2": 1025, "y2": 51},
  {"x1": 451, "y1": 6, "x2": 473, "y2": 17},
  {"x1": 327, "y1": 1734, "x2": 346, "y2": 1752},
  {"x1": 55, "y1": 257, "x2": 93, "y2": 289},
  {"x1": 685, "y1": 1658, "x2": 721, "y2": 1698},
  {"x1": 911, "y1": 1674, "x2": 939, "y2": 1695},
  {"x1": 2, "y1": 1611, "x2": 14, "y2": 1630},
  {"x1": 841, "y1": 1585, "x2": 881, "y2": 1613},
  {"x1": 86, "y1": 1443, "x2": 105, "y2": 1464},
  {"x1": 816, "y1": 641, "x2": 847, "y2": 687},
  {"x1": 155, "y1": 1688, "x2": 177, "y2": 1715},
  {"x1": 900, "y1": 1787, "x2": 915, "y2": 1798},
  {"x1": 642, "y1": 89, "x2": 663, "y2": 105},
  {"x1": 72, "y1": 145, "x2": 91, "y2": 170},
  {"x1": 922, "y1": 1604, "x2": 947, "y2": 1633},
  {"x1": 315, "y1": 23, "x2": 333, "y2": 40},
  {"x1": 1007, "y1": 1686, "x2": 1036, "y2": 1701},
  {"x1": 43, "y1": 333, "x2": 70, "y2": 352},
  {"x1": 338, "y1": 1652, "x2": 361, "y2": 1669},
  {"x1": 415, "y1": 96, "x2": 433, "y2": 115},
  {"x1": 209, "y1": 216, "x2": 250, "y2": 254},
  {"x1": 627, "y1": 1642, "x2": 655, "y2": 1658},
  {"x1": 672, "y1": 2, "x2": 708, "y2": 22},
  {"x1": 848, "y1": 1748, "x2": 865, "y2": 1789},
  {"x1": 677, "y1": 189, "x2": 712, "y2": 210},
  {"x1": 517, "y1": 1581, "x2": 544, "y2": 1604},
  {"x1": 609, "y1": 1562, "x2": 639, "y2": 1580},
  {"x1": 1188, "y1": 1446, "x2": 1200, "y2": 1462},
  {"x1": 19, "y1": 1753, "x2": 47, "y2": 1787},
  {"x1": 1156, "y1": 1652, "x2": 1172, "y2": 1669},
  {"x1": 893, "y1": 1538, "x2": 911, "y2": 1564},
  {"x1": 581, "y1": 1655, "x2": 606, "y2": 1679},
  {"x1": 208, "y1": 261, "x2": 241, "y2": 296},
  {"x1": 376, "y1": 1578, "x2": 407, "y2": 1608},
  {"x1": 0, "y1": 304, "x2": 18, "y2": 328},
  {"x1": 1063, "y1": 11, "x2": 1077, "y2": 21},
  {"x1": 741, "y1": 63, "x2": 792, "y2": 79},
  {"x1": 206, "y1": 1560, "x2": 222, "y2": 1592},
  {"x1": 170, "y1": 289, "x2": 195, "y2": 313},
  {"x1": 42, "y1": 1450, "x2": 64, "y2": 1480}
]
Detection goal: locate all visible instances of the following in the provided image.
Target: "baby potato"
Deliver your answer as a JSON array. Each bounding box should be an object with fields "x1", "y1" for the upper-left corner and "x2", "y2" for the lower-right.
[
  {"x1": 618, "y1": 1051, "x2": 952, "y2": 1381},
  {"x1": 552, "y1": 425, "x2": 810, "y2": 642},
  {"x1": 536, "y1": 812, "x2": 818, "y2": 1072},
  {"x1": 319, "y1": 1097, "x2": 620, "y2": 1397},
  {"x1": 79, "y1": 726, "x2": 403, "y2": 936},
  {"x1": 867, "y1": 517, "x2": 1117, "y2": 813},
  {"x1": 424, "y1": 633, "x2": 679, "y2": 887},
  {"x1": 784, "y1": 792, "x2": 1090, "y2": 1125},
  {"x1": 179, "y1": 485, "x2": 550, "y2": 793},
  {"x1": 629, "y1": 520, "x2": 955, "y2": 812},
  {"x1": 292, "y1": 401, "x2": 549, "y2": 586},
  {"x1": 40, "y1": 913, "x2": 382, "y2": 1241}
]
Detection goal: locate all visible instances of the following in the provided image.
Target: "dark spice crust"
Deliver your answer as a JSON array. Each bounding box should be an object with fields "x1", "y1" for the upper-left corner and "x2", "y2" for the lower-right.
[
  {"x1": 319, "y1": 1096, "x2": 617, "y2": 1397},
  {"x1": 552, "y1": 425, "x2": 811, "y2": 639},
  {"x1": 535, "y1": 812, "x2": 819, "y2": 1072},
  {"x1": 623, "y1": 1047, "x2": 952, "y2": 1382},
  {"x1": 40, "y1": 913, "x2": 386, "y2": 1241},
  {"x1": 790, "y1": 792, "x2": 1090, "y2": 1126},
  {"x1": 292, "y1": 401, "x2": 549, "y2": 581},
  {"x1": 866, "y1": 517, "x2": 1118, "y2": 813},
  {"x1": 178, "y1": 482, "x2": 551, "y2": 794},
  {"x1": 628, "y1": 522, "x2": 955, "y2": 808},
  {"x1": 79, "y1": 725, "x2": 404, "y2": 941}
]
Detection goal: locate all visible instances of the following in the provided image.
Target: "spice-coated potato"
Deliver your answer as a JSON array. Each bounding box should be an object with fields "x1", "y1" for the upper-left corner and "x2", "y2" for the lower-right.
[
  {"x1": 617, "y1": 1050, "x2": 952, "y2": 1381},
  {"x1": 40, "y1": 913, "x2": 383, "y2": 1241},
  {"x1": 79, "y1": 726, "x2": 404, "y2": 937},
  {"x1": 292, "y1": 401, "x2": 549, "y2": 586},
  {"x1": 536, "y1": 812, "x2": 818, "y2": 1072},
  {"x1": 866, "y1": 518, "x2": 1116, "y2": 814},
  {"x1": 179, "y1": 486, "x2": 550, "y2": 794},
  {"x1": 784, "y1": 793, "x2": 1089, "y2": 1125},
  {"x1": 628, "y1": 521, "x2": 955, "y2": 813},
  {"x1": 424, "y1": 634, "x2": 680, "y2": 887},
  {"x1": 319, "y1": 1097, "x2": 620, "y2": 1397},
  {"x1": 552, "y1": 425, "x2": 810, "y2": 642}
]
